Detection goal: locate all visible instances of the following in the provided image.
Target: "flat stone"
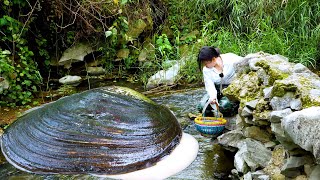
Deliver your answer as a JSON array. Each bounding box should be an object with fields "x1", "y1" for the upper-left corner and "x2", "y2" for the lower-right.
[
  {"x1": 59, "y1": 75, "x2": 82, "y2": 86},
  {"x1": 87, "y1": 67, "x2": 106, "y2": 75},
  {"x1": 59, "y1": 42, "x2": 94, "y2": 68},
  {"x1": 217, "y1": 129, "x2": 245, "y2": 151},
  {"x1": 243, "y1": 126, "x2": 272, "y2": 143}
]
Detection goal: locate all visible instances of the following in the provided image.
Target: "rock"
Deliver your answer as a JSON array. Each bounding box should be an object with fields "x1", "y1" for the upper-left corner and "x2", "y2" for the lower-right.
[
  {"x1": 257, "y1": 175, "x2": 270, "y2": 180},
  {"x1": 86, "y1": 67, "x2": 106, "y2": 75},
  {"x1": 244, "y1": 117, "x2": 254, "y2": 125},
  {"x1": 263, "y1": 145, "x2": 286, "y2": 180},
  {"x1": 264, "y1": 141, "x2": 276, "y2": 149},
  {"x1": 271, "y1": 73, "x2": 320, "y2": 108},
  {"x1": 223, "y1": 71, "x2": 262, "y2": 106},
  {"x1": 304, "y1": 164, "x2": 315, "y2": 177},
  {"x1": 252, "y1": 110, "x2": 271, "y2": 126},
  {"x1": 236, "y1": 114, "x2": 247, "y2": 129},
  {"x1": 58, "y1": 75, "x2": 82, "y2": 86},
  {"x1": 0, "y1": 76, "x2": 9, "y2": 93},
  {"x1": 146, "y1": 60, "x2": 185, "y2": 89},
  {"x1": 271, "y1": 123, "x2": 299, "y2": 150},
  {"x1": 126, "y1": 19, "x2": 147, "y2": 41},
  {"x1": 235, "y1": 138, "x2": 272, "y2": 172},
  {"x1": 251, "y1": 170, "x2": 270, "y2": 180},
  {"x1": 270, "y1": 174, "x2": 285, "y2": 180},
  {"x1": 243, "y1": 172, "x2": 252, "y2": 180},
  {"x1": 254, "y1": 57, "x2": 292, "y2": 85},
  {"x1": 309, "y1": 165, "x2": 320, "y2": 180},
  {"x1": 245, "y1": 99, "x2": 259, "y2": 110},
  {"x1": 293, "y1": 63, "x2": 309, "y2": 73},
  {"x1": 295, "y1": 175, "x2": 308, "y2": 180},
  {"x1": 282, "y1": 107, "x2": 320, "y2": 162},
  {"x1": 235, "y1": 149, "x2": 250, "y2": 173},
  {"x1": 270, "y1": 108, "x2": 293, "y2": 123},
  {"x1": 248, "y1": 54, "x2": 272, "y2": 71},
  {"x1": 255, "y1": 98, "x2": 270, "y2": 113},
  {"x1": 270, "y1": 92, "x2": 295, "y2": 110},
  {"x1": 217, "y1": 129, "x2": 245, "y2": 151},
  {"x1": 263, "y1": 86, "x2": 273, "y2": 100},
  {"x1": 138, "y1": 40, "x2": 155, "y2": 62},
  {"x1": 138, "y1": 49, "x2": 148, "y2": 61},
  {"x1": 58, "y1": 42, "x2": 95, "y2": 68},
  {"x1": 243, "y1": 126, "x2": 272, "y2": 143},
  {"x1": 241, "y1": 107, "x2": 253, "y2": 117},
  {"x1": 290, "y1": 98, "x2": 302, "y2": 111},
  {"x1": 281, "y1": 156, "x2": 314, "y2": 178},
  {"x1": 225, "y1": 115, "x2": 238, "y2": 131},
  {"x1": 116, "y1": 49, "x2": 130, "y2": 60}
]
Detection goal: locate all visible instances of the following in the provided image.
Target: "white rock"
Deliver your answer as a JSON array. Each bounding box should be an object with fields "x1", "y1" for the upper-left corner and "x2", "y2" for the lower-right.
[{"x1": 59, "y1": 75, "x2": 82, "y2": 86}]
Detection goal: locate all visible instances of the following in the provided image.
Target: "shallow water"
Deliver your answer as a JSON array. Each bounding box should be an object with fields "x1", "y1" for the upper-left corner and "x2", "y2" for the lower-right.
[{"x1": 0, "y1": 88, "x2": 234, "y2": 180}]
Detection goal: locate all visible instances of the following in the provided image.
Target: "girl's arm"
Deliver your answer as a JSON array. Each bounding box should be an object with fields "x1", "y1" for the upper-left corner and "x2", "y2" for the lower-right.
[{"x1": 203, "y1": 71, "x2": 217, "y2": 103}]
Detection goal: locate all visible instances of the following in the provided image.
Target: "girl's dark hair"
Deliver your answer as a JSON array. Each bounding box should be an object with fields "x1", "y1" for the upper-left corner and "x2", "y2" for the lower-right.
[{"x1": 197, "y1": 46, "x2": 221, "y2": 70}]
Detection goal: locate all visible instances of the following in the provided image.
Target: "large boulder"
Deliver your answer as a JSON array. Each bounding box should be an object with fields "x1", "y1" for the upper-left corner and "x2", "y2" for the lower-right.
[
  {"x1": 282, "y1": 107, "x2": 320, "y2": 163},
  {"x1": 224, "y1": 52, "x2": 320, "y2": 109}
]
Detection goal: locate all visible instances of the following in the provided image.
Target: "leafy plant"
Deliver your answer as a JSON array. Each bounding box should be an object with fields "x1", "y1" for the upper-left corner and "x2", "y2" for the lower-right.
[
  {"x1": 155, "y1": 34, "x2": 174, "y2": 60},
  {"x1": 0, "y1": 1, "x2": 42, "y2": 107}
]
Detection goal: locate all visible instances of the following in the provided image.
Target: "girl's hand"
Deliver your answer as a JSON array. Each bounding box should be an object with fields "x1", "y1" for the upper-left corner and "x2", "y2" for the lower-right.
[
  {"x1": 209, "y1": 98, "x2": 220, "y2": 106},
  {"x1": 210, "y1": 99, "x2": 217, "y2": 104}
]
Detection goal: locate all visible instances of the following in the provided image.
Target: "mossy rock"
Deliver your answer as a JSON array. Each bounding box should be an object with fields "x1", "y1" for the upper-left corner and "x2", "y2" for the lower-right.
[
  {"x1": 255, "y1": 60, "x2": 290, "y2": 85},
  {"x1": 126, "y1": 19, "x2": 148, "y2": 41},
  {"x1": 271, "y1": 73, "x2": 320, "y2": 108},
  {"x1": 255, "y1": 98, "x2": 271, "y2": 113},
  {"x1": 223, "y1": 71, "x2": 262, "y2": 108}
]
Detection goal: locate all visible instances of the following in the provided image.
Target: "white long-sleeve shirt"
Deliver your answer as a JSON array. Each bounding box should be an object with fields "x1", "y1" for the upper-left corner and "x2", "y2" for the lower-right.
[{"x1": 203, "y1": 53, "x2": 243, "y2": 102}]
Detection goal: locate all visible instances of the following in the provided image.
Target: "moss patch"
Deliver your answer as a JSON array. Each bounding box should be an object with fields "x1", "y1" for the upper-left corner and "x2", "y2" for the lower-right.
[
  {"x1": 271, "y1": 81, "x2": 298, "y2": 98},
  {"x1": 255, "y1": 60, "x2": 290, "y2": 85},
  {"x1": 224, "y1": 71, "x2": 262, "y2": 109},
  {"x1": 301, "y1": 95, "x2": 320, "y2": 108}
]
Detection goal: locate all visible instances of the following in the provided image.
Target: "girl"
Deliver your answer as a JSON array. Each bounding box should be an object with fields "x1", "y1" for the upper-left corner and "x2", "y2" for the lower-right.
[{"x1": 197, "y1": 46, "x2": 242, "y2": 117}]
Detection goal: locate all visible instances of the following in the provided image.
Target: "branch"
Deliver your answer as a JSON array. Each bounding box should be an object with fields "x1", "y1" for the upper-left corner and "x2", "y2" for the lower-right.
[{"x1": 19, "y1": 0, "x2": 39, "y2": 38}]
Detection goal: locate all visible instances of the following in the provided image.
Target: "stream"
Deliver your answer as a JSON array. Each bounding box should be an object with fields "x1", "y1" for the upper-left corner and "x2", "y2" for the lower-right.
[{"x1": 0, "y1": 87, "x2": 235, "y2": 180}]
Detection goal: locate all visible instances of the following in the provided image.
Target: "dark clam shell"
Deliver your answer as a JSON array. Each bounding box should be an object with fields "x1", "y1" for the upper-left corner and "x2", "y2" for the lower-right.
[{"x1": 1, "y1": 86, "x2": 182, "y2": 175}]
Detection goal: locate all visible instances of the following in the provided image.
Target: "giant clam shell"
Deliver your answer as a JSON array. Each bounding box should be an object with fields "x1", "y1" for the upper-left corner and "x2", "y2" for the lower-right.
[{"x1": 1, "y1": 86, "x2": 182, "y2": 175}]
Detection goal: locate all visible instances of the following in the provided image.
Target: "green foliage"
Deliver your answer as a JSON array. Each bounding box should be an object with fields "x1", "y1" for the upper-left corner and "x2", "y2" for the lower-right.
[
  {"x1": 178, "y1": 56, "x2": 202, "y2": 84},
  {"x1": 0, "y1": 2, "x2": 42, "y2": 107},
  {"x1": 156, "y1": 34, "x2": 174, "y2": 60}
]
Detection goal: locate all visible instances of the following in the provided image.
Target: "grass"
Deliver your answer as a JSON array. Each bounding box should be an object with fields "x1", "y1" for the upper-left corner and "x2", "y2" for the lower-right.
[{"x1": 162, "y1": 0, "x2": 320, "y2": 86}]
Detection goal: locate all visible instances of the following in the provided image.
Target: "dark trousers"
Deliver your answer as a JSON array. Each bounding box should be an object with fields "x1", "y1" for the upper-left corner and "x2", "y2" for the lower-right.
[{"x1": 197, "y1": 84, "x2": 239, "y2": 117}]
